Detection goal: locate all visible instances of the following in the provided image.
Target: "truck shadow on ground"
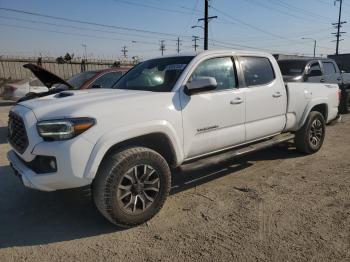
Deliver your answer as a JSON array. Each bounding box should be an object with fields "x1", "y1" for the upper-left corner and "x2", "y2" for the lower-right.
[
  {"x1": 0, "y1": 166, "x2": 120, "y2": 249},
  {"x1": 171, "y1": 145, "x2": 302, "y2": 195},
  {"x1": 0, "y1": 146, "x2": 303, "y2": 249}
]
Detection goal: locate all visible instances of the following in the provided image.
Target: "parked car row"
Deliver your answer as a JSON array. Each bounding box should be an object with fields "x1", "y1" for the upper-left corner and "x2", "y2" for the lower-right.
[
  {"x1": 277, "y1": 58, "x2": 350, "y2": 113},
  {"x1": 7, "y1": 50, "x2": 340, "y2": 227},
  {"x1": 2, "y1": 77, "x2": 47, "y2": 100},
  {"x1": 2, "y1": 64, "x2": 131, "y2": 101}
]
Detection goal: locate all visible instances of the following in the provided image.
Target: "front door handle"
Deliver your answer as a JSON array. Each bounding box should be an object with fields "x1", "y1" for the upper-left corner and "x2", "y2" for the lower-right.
[
  {"x1": 230, "y1": 98, "x2": 243, "y2": 104},
  {"x1": 320, "y1": 78, "x2": 325, "y2": 82},
  {"x1": 337, "y1": 77, "x2": 342, "y2": 81},
  {"x1": 272, "y1": 92, "x2": 282, "y2": 98}
]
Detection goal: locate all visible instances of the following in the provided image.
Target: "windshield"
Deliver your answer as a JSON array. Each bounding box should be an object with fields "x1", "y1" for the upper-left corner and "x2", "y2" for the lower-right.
[
  {"x1": 56, "y1": 71, "x2": 96, "y2": 90},
  {"x1": 113, "y1": 56, "x2": 194, "y2": 92},
  {"x1": 278, "y1": 60, "x2": 308, "y2": 76}
]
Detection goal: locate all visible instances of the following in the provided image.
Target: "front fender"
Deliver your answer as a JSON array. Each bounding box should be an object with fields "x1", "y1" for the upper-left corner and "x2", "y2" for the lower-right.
[{"x1": 82, "y1": 120, "x2": 184, "y2": 179}]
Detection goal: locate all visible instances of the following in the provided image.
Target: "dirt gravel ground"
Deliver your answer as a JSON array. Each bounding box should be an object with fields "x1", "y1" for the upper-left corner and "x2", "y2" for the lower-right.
[{"x1": 0, "y1": 100, "x2": 349, "y2": 262}]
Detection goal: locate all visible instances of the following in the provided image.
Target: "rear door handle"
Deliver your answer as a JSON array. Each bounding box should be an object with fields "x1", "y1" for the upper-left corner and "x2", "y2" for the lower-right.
[
  {"x1": 272, "y1": 92, "x2": 282, "y2": 98},
  {"x1": 230, "y1": 98, "x2": 243, "y2": 104},
  {"x1": 320, "y1": 79, "x2": 325, "y2": 82}
]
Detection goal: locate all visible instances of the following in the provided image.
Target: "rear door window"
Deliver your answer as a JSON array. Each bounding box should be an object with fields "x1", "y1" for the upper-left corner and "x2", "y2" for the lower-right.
[
  {"x1": 322, "y1": 62, "x2": 337, "y2": 75},
  {"x1": 240, "y1": 57, "x2": 275, "y2": 87}
]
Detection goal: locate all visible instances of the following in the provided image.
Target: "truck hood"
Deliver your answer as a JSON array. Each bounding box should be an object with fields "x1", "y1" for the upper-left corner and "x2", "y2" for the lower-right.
[
  {"x1": 23, "y1": 63, "x2": 74, "y2": 89},
  {"x1": 19, "y1": 88, "x2": 158, "y2": 120}
]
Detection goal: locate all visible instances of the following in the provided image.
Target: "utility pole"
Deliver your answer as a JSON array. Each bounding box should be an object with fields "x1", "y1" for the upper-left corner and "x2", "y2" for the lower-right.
[
  {"x1": 198, "y1": 0, "x2": 217, "y2": 50},
  {"x1": 81, "y1": 43, "x2": 87, "y2": 59},
  {"x1": 121, "y1": 46, "x2": 128, "y2": 58},
  {"x1": 176, "y1": 37, "x2": 181, "y2": 53},
  {"x1": 192, "y1": 36, "x2": 200, "y2": 51},
  {"x1": 160, "y1": 40, "x2": 166, "y2": 56},
  {"x1": 301, "y1": 37, "x2": 317, "y2": 57},
  {"x1": 332, "y1": 0, "x2": 347, "y2": 55}
]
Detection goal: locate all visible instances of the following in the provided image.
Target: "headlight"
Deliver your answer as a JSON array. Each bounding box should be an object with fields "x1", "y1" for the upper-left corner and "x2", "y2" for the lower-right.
[{"x1": 37, "y1": 117, "x2": 95, "y2": 141}]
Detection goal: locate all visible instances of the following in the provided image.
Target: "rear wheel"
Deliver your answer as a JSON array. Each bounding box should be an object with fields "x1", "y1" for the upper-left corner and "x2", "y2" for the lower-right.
[
  {"x1": 93, "y1": 147, "x2": 171, "y2": 227},
  {"x1": 295, "y1": 111, "x2": 325, "y2": 154}
]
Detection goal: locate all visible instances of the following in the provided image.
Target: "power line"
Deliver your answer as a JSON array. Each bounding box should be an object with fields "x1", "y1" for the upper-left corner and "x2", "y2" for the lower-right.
[
  {"x1": 0, "y1": 22, "x2": 161, "y2": 46},
  {"x1": 268, "y1": 0, "x2": 333, "y2": 21},
  {"x1": 113, "y1": 0, "x2": 199, "y2": 15},
  {"x1": 211, "y1": 6, "x2": 303, "y2": 44},
  {"x1": 0, "y1": 7, "x2": 193, "y2": 39},
  {"x1": 243, "y1": 0, "x2": 330, "y2": 23},
  {"x1": 180, "y1": 0, "x2": 200, "y2": 36},
  {"x1": 0, "y1": 15, "x2": 190, "y2": 44}
]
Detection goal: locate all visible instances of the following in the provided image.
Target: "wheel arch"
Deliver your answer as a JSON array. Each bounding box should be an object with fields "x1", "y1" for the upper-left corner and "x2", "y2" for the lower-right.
[
  {"x1": 100, "y1": 132, "x2": 178, "y2": 167},
  {"x1": 310, "y1": 103, "x2": 328, "y2": 120},
  {"x1": 298, "y1": 101, "x2": 328, "y2": 129},
  {"x1": 83, "y1": 127, "x2": 182, "y2": 180}
]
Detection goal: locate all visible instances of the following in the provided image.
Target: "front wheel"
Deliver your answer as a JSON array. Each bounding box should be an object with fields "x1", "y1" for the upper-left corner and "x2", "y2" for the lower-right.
[
  {"x1": 93, "y1": 147, "x2": 171, "y2": 227},
  {"x1": 294, "y1": 111, "x2": 325, "y2": 154}
]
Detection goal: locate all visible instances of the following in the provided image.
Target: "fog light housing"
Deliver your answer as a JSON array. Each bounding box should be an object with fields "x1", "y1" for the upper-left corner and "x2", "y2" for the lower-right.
[
  {"x1": 49, "y1": 159, "x2": 57, "y2": 170},
  {"x1": 29, "y1": 156, "x2": 57, "y2": 173}
]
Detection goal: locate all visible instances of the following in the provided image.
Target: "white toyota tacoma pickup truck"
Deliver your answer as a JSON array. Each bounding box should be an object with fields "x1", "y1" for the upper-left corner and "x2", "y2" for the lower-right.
[{"x1": 7, "y1": 50, "x2": 340, "y2": 227}]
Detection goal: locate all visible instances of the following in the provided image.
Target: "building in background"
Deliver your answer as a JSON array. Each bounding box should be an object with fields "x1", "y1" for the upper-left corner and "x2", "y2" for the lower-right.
[{"x1": 328, "y1": 54, "x2": 350, "y2": 73}]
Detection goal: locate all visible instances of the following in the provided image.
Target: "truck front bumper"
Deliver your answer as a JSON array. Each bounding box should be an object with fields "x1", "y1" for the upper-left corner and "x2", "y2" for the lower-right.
[{"x1": 8, "y1": 148, "x2": 93, "y2": 192}]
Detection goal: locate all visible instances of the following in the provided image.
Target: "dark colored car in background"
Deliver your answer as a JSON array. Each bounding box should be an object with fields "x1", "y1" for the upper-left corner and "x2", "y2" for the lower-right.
[
  {"x1": 278, "y1": 58, "x2": 350, "y2": 113},
  {"x1": 18, "y1": 64, "x2": 131, "y2": 102}
]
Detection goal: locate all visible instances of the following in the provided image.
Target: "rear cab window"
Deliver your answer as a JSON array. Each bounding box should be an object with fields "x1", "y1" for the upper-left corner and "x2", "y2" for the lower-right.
[
  {"x1": 239, "y1": 56, "x2": 275, "y2": 87},
  {"x1": 277, "y1": 60, "x2": 307, "y2": 76}
]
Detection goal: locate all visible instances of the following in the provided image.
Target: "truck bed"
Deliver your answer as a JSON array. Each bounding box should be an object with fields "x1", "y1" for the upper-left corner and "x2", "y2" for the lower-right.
[{"x1": 284, "y1": 82, "x2": 339, "y2": 131}]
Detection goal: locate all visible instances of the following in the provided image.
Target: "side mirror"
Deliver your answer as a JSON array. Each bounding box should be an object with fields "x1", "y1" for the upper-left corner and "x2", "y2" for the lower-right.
[
  {"x1": 185, "y1": 77, "x2": 217, "y2": 95},
  {"x1": 91, "y1": 84, "x2": 102, "y2": 89}
]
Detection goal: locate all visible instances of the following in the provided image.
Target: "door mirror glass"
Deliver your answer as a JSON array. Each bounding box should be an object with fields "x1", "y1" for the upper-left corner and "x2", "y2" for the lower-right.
[{"x1": 185, "y1": 77, "x2": 217, "y2": 95}]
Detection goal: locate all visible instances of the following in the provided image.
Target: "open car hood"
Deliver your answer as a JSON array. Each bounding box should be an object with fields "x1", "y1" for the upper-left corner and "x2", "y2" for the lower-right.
[{"x1": 23, "y1": 63, "x2": 74, "y2": 89}]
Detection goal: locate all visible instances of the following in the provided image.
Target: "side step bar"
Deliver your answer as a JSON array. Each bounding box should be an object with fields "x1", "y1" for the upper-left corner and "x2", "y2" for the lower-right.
[{"x1": 183, "y1": 133, "x2": 295, "y2": 165}]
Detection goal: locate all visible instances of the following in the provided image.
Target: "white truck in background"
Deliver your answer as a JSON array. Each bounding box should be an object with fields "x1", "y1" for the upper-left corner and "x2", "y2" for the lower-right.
[{"x1": 7, "y1": 50, "x2": 340, "y2": 227}]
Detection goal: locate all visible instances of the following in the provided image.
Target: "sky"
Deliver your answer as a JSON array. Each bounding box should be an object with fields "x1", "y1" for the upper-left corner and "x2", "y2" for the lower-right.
[{"x1": 0, "y1": 0, "x2": 349, "y2": 60}]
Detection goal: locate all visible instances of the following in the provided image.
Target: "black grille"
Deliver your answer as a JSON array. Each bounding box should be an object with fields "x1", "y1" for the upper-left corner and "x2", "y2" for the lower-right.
[{"x1": 8, "y1": 112, "x2": 29, "y2": 154}]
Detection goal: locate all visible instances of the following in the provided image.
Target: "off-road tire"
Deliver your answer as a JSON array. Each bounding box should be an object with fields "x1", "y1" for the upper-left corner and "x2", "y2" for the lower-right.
[
  {"x1": 93, "y1": 147, "x2": 171, "y2": 227},
  {"x1": 294, "y1": 111, "x2": 325, "y2": 154}
]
